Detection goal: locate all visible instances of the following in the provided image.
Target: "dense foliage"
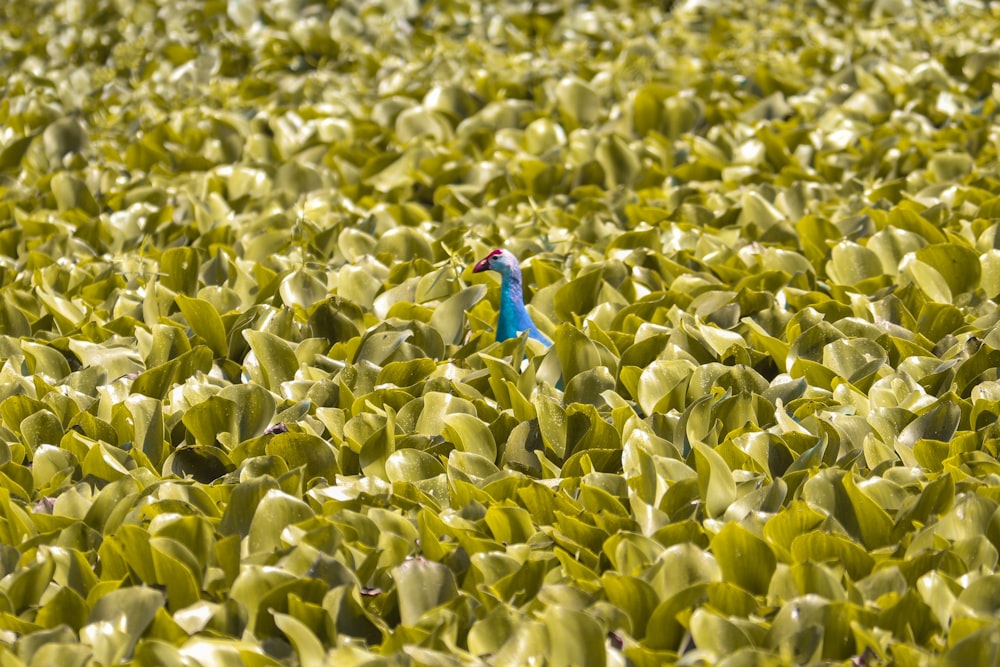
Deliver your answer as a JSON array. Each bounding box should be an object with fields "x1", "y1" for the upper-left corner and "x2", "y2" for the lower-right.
[{"x1": 2, "y1": 0, "x2": 1000, "y2": 664}]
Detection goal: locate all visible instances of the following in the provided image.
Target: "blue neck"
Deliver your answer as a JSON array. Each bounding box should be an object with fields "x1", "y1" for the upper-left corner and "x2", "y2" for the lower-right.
[{"x1": 497, "y1": 273, "x2": 547, "y2": 343}]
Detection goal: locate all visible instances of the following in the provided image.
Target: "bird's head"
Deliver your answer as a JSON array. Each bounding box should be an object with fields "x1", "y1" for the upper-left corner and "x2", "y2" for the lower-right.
[{"x1": 472, "y1": 248, "x2": 520, "y2": 278}]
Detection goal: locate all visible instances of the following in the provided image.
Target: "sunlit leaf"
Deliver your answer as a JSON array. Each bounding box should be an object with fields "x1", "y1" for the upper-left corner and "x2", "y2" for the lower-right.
[
  {"x1": 712, "y1": 523, "x2": 776, "y2": 596},
  {"x1": 176, "y1": 294, "x2": 229, "y2": 358},
  {"x1": 393, "y1": 558, "x2": 458, "y2": 627},
  {"x1": 82, "y1": 587, "x2": 165, "y2": 664},
  {"x1": 244, "y1": 329, "x2": 298, "y2": 390}
]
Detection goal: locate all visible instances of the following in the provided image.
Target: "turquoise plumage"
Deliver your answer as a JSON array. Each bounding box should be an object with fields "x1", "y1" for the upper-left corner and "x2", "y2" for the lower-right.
[{"x1": 472, "y1": 249, "x2": 550, "y2": 345}]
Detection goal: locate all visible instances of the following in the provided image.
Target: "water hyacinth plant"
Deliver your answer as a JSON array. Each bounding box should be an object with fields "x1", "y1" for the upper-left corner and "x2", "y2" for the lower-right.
[{"x1": 0, "y1": 0, "x2": 998, "y2": 665}]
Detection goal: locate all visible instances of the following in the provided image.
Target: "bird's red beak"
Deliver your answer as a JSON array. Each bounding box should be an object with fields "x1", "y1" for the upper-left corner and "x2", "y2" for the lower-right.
[{"x1": 472, "y1": 257, "x2": 490, "y2": 273}]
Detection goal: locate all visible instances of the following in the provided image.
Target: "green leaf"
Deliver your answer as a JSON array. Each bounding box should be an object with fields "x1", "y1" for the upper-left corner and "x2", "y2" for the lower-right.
[
  {"x1": 790, "y1": 531, "x2": 875, "y2": 581},
  {"x1": 159, "y1": 247, "x2": 202, "y2": 296},
  {"x1": 635, "y1": 359, "x2": 694, "y2": 416},
  {"x1": 690, "y1": 607, "x2": 754, "y2": 656},
  {"x1": 649, "y1": 543, "x2": 721, "y2": 600},
  {"x1": 219, "y1": 476, "x2": 279, "y2": 537},
  {"x1": 0, "y1": 134, "x2": 34, "y2": 171},
  {"x1": 981, "y1": 250, "x2": 1000, "y2": 298},
  {"x1": 32, "y1": 444, "x2": 77, "y2": 492},
  {"x1": 176, "y1": 294, "x2": 229, "y2": 358},
  {"x1": 221, "y1": 383, "x2": 277, "y2": 442},
  {"x1": 556, "y1": 76, "x2": 600, "y2": 127},
  {"x1": 841, "y1": 473, "x2": 894, "y2": 550},
  {"x1": 69, "y1": 338, "x2": 145, "y2": 380},
  {"x1": 554, "y1": 267, "x2": 602, "y2": 322},
  {"x1": 378, "y1": 358, "x2": 436, "y2": 388},
  {"x1": 886, "y1": 207, "x2": 946, "y2": 244},
  {"x1": 82, "y1": 587, "x2": 165, "y2": 664},
  {"x1": 898, "y1": 400, "x2": 961, "y2": 448},
  {"x1": 273, "y1": 612, "x2": 325, "y2": 667},
  {"x1": 954, "y1": 573, "x2": 1000, "y2": 617},
  {"x1": 693, "y1": 441, "x2": 737, "y2": 519},
  {"x1": 385, "y1": 448, "x2": 445, "y2": 482},
  {"x1": 279, "y1": 269, "x2": 328, "y2": 311},
  {"x1": 601, "y1": 573, "x2": 659, "y2": 639},
  {"x1": 429, "y1": 285, "x2": 486, "y2": 345},
  {"x1": 867, "y1": 226, "x2": 927, "y2": 274},
  {"x1": 443, "y1": 413, "x2": 497, "y2": 462},
  {"x1": 711, "y1": 523, "x2": 776, "y2": 596},
  {"x1": 942, "y1": 624, "x2": 1000, "y2": 667},
  {"x1": 392, "y1": 558, "x2": 458, "y2": 627},
  {"x1": 183, "y1": 395, "x2": 237, "y2": 447},
  {"x1": 895, "y1": 473, "x2": 954, "y2": 535},
  {"x1": 132, "y1": 346, "x2": 213, "y2": 399},
  {"x1": 822, "y1": 338, "x2": 887, "y2": 386},
  {"x1": 903, "y1": 257, "x2": 953, "y2": 304},
  {"x1": 565, "y1": 367, "x2": 617, "y2": 407},
  {"x1": 21, "y1": 340, "x2": 71, "y2": 380},
  {"x1": 247, "y1": 489, "x2": 314, "y2": 554},
  {"x1": 150, "y1": 537, "x2": 202, "y2": 611},
  {"x1": 126, "y1": 394, "x2": 165, "y2": 467},
  {"x1": 826, "y1": 241, "x2": 883, "y2": 285},
  {"x1": 5, "y1": 556, "x2": 54, "y2": 612},
  {"x1": 543, "y1": 605, "x2": 607, "y2": 667},
  {"x1": 323, "y1": 584, "x2": 383, "y2": 645},
  {"x1": 83, "y1": 440, "x2": 133, "y2": 481},
  {"x1": 595, "y1": 134, "x2": 640, "y2": 188},
  {"x1": 163, "y1": 445, "x2": 233, "y2": 483},
  {"x1": 244, "y1": 329, "x2": 299, "y2": 390},
  {"x1": 375, "y1": 227, "x2": 434, "y2": 262},
  {"x1": 468, "y1": 606, "x2": 517, "y2": 658},
  {"x1": 535, "y1": 393, "x2": 567, "y2": 461},
  {"x1": 484, "y1": 505, "x2": 536, "y2": 544},
  {"x1": 555, "y1": 324, "x2": 604, "y2": 386},
  {"x1": 646, "y1": 584, "x2": 711, "y2": 651},
  {"x1": 354, "y1": 330, "x2": 412, "y2": 366},
  {"x1": 19, "y1": 409, "x2": 63, "y2": 453},
  {"x1": 265, "y1": 432, "x2": 339, "y2": 480},
  {"x1": 51, "y1": 172, "x2": 99, "y2": 215}
]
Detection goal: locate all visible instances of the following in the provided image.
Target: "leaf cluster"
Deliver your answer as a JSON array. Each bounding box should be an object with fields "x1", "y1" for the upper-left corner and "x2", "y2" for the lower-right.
[{"x1": 1, "y1": 0, "x2": 1000, "y2": 665}]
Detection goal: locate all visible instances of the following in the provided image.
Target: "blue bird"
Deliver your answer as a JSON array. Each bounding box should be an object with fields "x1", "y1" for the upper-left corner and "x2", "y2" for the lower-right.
[{"x1": 472, "y1": 249, "x2": 551, "y2": 345}]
